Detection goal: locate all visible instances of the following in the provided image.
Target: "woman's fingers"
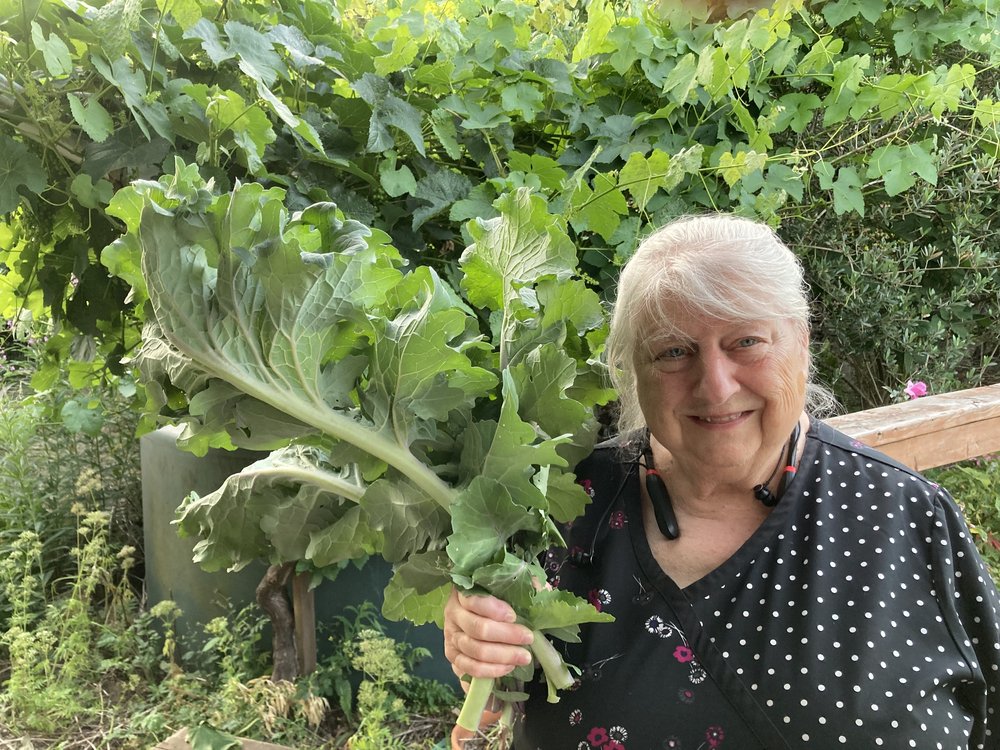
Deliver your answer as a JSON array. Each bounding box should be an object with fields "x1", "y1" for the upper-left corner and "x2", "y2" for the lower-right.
[{"x1": 443, "y1": 589, "x2": 535, "y2": 680}]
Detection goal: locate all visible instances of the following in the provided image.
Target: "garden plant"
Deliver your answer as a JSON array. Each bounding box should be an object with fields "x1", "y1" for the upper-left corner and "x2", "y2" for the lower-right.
[{"x1": 1, "y1": 0, "x2": 1000, "y2": 746}]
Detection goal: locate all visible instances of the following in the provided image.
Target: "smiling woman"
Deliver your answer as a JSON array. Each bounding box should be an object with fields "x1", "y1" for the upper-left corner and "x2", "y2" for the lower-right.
[{"x1": 444, "y1": 213, "x2": 1000, "y2": 750}]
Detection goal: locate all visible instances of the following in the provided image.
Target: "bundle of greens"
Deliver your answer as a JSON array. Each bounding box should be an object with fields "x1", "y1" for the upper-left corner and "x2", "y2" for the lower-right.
[{"x1": 126, "y1": 159, "x2": 614, "y2": 732}]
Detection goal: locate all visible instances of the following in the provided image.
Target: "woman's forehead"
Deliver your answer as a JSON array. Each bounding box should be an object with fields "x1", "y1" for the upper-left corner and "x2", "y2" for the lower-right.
[{"x1": 640, "y1": 314, "x2": 800, "y2": 345}]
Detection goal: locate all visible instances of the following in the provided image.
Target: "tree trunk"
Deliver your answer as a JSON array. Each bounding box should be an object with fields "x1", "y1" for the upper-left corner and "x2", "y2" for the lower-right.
[{"x1": 256, "y1": 561, "x2": 298, "y2": 683}]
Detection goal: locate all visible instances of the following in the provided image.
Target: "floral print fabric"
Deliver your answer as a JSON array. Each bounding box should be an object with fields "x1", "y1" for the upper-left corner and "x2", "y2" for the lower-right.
[{"x1": 513, "y1": 420, "x2": 1000, "y2": 749}]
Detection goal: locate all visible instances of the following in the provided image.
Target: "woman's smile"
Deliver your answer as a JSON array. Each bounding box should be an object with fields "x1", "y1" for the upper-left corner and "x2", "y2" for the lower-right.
[{"x1": 689, "y1": 411, "x2": 752, "y2": 426}]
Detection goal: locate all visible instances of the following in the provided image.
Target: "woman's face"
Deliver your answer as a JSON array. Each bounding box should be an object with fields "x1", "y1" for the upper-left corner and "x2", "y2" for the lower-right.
[{"x1": 633, "y1": 310, "x2": 808, "y2": 482}]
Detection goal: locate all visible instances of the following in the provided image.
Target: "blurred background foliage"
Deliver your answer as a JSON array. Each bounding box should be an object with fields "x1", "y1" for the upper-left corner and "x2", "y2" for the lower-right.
[{"x1": 0, "y1": 0, "x2": 998, "y2": 410}]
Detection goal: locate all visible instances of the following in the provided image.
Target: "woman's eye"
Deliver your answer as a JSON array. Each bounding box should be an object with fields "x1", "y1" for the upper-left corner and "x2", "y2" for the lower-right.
[{"x1": 656, "y1": 346, "x2": 689, "y2": 360}]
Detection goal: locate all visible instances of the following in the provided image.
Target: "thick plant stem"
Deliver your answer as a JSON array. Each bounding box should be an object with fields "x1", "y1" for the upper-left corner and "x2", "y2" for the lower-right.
[
  {"x1": 456, "y1": 629, "x2": 573, "y2": 734},
  {"x1": 456, "y1": 675, "x2": 495, "y2": 733},
  {"x1": 529, "y1": 631, "x2": 573, "y2": 702}
]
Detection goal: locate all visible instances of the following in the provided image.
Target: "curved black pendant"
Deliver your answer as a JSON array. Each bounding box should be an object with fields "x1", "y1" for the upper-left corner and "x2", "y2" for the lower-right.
[{"x1": 645, "y1": 470, "x2": 680, "y2": 540}]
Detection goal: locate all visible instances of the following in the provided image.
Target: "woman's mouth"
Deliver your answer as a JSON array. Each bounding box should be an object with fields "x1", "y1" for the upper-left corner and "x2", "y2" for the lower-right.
[{"x1": 693, "y1": 411, "x2": 750, "y2": 424}]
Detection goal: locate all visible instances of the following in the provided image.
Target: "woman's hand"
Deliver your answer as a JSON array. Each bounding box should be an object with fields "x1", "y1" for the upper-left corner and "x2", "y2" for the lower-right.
[{"x1": 443, "y1": 587, "x2": 535, "y2": 684}]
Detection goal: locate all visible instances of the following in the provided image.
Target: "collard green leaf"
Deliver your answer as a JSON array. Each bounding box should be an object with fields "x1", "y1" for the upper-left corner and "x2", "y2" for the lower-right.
[
  {"x1": 458, "y1": 371, "x2": 570, "y2": 509},
  {"x1": 382, "y1": 572, "x2": 450, "y2": 627},
  {"x1": 543, "y1": 469, "x2": 593, "y2": 525},
  {"x1": 176, "y1": 444, "x2": 364, "y2": 571},
  {"x1": 471, "y1": 552, "x2": 547, "y2": 613},
  {"x1": 361, "y1": 478, "x2": 450, "y2": 563},
  {"x1": 305, "y1": 504, "x2": 379, "y2": 567},
  {"x1": 460, "y1": 189, "x2": 577, "y2": 310},
  {"x1": 386, "y1": 550, "x2": 452, "y2": 595},
  {"x1": 447, "y1": 476, "x2": 543, "y2": 574},
  {"x1": 526, "y1": 587, "x2": 614, "y2": 631},
  {"x1": 509, "y1": 343, "x2": 599, "y2": 466},
  {"x1": 365, "y1": 267, "x2": 496, "y2": 445},
  {"x1": 138, "y1": 173, "x2": 455, "y2": 509}
]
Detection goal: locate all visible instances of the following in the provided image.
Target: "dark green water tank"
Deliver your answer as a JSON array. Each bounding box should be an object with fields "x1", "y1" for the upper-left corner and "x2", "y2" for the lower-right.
[{"x1": 140, "y1": 426, "x2": 456, "y2": 685}]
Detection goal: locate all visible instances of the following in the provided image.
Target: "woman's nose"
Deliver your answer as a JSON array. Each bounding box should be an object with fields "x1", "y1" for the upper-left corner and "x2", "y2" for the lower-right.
[{"x1": 692, "y1": 350, "x2": 739, "y2": 403}]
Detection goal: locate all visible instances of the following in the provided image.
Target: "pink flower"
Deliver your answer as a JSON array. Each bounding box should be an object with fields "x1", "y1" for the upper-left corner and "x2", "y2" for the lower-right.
[
  {"x1": 904, "y1": 380, "x2": 928, "y2": 399},
  {"x1": 588, "y1": 727, "x2": 609, "y2": 746},
  {"x1": 605, "y1": 742, "x2": 625, "y2": 750},
  {"x1": 706, "y1": 726, "x2": 725, "y2": 747},
  {"x1": 673, "y1": 645, "x2": 694, "y2": 663},
  {"x1": 587, "y1": 588, "x2": 610, "y2": 610}
]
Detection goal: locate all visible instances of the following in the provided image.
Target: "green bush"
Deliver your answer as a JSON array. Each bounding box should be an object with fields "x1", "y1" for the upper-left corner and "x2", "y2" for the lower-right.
[
  {"x1": 0, "y1": 329, "x2": 142, "y2": 615},
  {"x1": 1, "y1": 0, "x2": 998, "y2": 409},
  {"x1": 926, "y1": 457, "x2": 1000, "y2": 585}
]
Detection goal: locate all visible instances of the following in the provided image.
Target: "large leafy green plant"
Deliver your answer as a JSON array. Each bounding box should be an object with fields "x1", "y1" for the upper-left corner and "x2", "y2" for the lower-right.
[{"x1": 129, "y1": 160, "x2": 614, "y2": 730}]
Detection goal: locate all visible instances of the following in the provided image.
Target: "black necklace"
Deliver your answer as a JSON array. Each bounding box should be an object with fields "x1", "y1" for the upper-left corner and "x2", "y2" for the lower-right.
[{"x1": 641, "y1": 421, "x2": 803, "y2": 540}]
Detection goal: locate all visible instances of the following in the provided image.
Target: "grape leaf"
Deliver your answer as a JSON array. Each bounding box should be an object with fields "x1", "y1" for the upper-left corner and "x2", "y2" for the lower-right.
[
  {"x1": 0, "y1": 136, "x2": 47, "y2": 215},
  {"x1": 67, "y1": 93, "x2": 114, "y2": 143}
]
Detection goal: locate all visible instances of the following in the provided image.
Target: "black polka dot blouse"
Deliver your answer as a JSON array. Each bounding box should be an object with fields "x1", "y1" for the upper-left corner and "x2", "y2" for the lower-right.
[{"x1": 513, "y1": 419, "x2": 1000, "y2": 750}]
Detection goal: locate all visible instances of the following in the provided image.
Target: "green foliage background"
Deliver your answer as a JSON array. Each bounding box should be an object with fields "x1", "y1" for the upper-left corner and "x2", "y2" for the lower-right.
[{"x1": 1, "y1": 0, "x2": 998, "y2": 412}]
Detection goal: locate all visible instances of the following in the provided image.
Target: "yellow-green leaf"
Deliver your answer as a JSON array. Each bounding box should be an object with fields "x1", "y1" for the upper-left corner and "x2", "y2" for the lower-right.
[{"x1": 717, "y1": 150, "x2": 767, "y2": 187}]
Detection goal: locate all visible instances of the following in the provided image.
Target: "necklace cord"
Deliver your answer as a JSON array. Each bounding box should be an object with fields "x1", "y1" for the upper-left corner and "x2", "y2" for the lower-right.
[{"x1": 643, "y1": 421, "x2": 804, "y2": 537}]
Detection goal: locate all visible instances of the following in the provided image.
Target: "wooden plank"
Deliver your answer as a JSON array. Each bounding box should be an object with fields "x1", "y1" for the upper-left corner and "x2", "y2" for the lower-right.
[
  {"x1": 292, "y1": 572, "x2": 317, "y2": 676},
  {"x1": 853, "y1": 417, "x2": 1000, "y2": 471},
  {"x1": 827, "y1": 383, "x2": 1000, "y2": 470},
  {"x1": 154, "y1": 729, "x2": 293, "y2": 750}
]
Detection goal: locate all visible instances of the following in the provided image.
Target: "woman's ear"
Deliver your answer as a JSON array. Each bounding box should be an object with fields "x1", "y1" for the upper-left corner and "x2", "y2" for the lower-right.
[{"x1": 799, "y1": 330, "x2": 812, "y2": 378}]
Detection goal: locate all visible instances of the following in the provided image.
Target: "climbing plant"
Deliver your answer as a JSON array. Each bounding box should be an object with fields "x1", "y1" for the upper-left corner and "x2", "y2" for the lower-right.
[{"x1": 1, "y1": 0, "x2": 998, "y2": 410}]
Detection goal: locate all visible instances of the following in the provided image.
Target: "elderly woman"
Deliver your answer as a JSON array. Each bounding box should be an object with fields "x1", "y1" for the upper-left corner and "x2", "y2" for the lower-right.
[{"x1": 444, "y1": 214, "x2": 1000, "y2": 749}]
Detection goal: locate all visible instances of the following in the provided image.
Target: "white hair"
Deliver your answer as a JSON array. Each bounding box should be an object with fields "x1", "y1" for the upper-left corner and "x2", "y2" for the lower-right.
[{"x1": 605, "y1": 214, "x2": 828, "y2": 434}]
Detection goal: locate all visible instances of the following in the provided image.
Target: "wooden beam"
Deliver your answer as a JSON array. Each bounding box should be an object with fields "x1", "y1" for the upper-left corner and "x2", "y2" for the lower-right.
[
  {"x1": 826, "y1": 383, "x2": 1000, "y2": 471},
  {"x1": 292, "y1": 572, "x2": 317, "y2": 676}
]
